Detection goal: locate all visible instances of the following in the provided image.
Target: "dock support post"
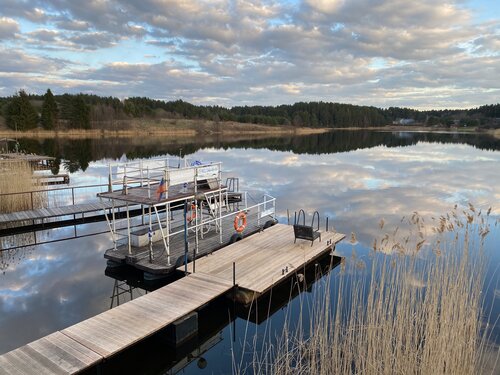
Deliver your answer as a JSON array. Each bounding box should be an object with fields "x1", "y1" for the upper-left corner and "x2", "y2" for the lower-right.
[
  {"x1": 149, "y1": 204, "x2": 153, "y2": 262},
  {"x1": 184, "y1": 201, "x2": 188, "y2": 275},
  {"x1": 126, "y1": 203, "x2": 131, "y2": 256},
  {"x1": 108, "y1": 164, "x2": 112, "y2": 192},
  {"x1": 111, "y1": 199, "x2": 116, "y2": 240},
  {"x1": 233, "y1": 262, "x2": 236, "y2": 286},
  {"x1": 194, "y1": 201, "x2": 199, "y2": 256}
]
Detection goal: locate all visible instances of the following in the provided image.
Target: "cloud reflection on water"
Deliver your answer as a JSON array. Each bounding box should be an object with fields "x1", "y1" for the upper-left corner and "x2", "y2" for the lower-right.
[
  {"x1": 0, "y1": 137, "x2": 499, "y2": 361},
  {"x1": 189, "y1": 143, "x2": 499, "y2": 253}
]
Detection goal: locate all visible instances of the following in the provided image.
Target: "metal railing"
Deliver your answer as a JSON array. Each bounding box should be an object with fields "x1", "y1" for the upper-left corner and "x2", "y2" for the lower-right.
[{"x1": 0, "y1": 183, "x2": 112, "y2": 211}]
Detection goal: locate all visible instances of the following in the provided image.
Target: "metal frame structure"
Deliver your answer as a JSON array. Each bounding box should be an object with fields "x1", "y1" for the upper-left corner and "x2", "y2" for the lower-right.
[{"x1": 99, "y1": 158, "x2": 276, "y2": 268}]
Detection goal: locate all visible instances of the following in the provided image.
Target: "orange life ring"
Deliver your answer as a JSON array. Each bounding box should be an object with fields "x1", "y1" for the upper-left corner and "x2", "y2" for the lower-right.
[
  {"x1": 187, "y1": 203, "x2": 196, "y2": 223},
  {"x1": 234, "y1": 212, "x2": 247, "y2": 233}
]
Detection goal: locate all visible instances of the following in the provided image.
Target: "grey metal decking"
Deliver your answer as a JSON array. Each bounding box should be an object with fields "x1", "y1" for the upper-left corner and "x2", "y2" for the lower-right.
[{"x1": 105, "y1": 209, "x2": 274, "y2": 274}]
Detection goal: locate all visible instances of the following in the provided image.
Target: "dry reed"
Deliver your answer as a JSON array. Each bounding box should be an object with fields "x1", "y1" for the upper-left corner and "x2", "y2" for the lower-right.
[
  {"x1": 247, "y1": 206, "x2": 499, "y2": 375},
  {"x1": 0, "y1": 160, "x2": 46, "y2": 213}
]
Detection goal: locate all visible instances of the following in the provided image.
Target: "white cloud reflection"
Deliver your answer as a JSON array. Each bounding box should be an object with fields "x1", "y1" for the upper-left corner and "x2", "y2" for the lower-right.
[{"x1": 1, "y1": 137, "x2": 499, "y2": 356}]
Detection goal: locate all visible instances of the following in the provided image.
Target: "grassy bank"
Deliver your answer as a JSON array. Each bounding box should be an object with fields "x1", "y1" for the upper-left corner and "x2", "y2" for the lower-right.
[
  {"x1": 247, "y1": 208, "x2": 498, "y2": 374},
  {"x1": 0, "y1": 119, "x2": 330, "y2": 139}
]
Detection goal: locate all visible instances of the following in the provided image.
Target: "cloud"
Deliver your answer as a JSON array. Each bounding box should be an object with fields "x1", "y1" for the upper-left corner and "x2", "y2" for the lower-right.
[
  {"x1": 67, "y1": 31, "x2": 120, "y2": 50},
  {"x1": 0, "y1": 17, "x2": 20, "y2": 40},
  {"x1": 27, "y1": 28, "x2": 59, "y2": 43},
  {"x1": 54, "y1": 18, "x2": 90, "y2": 31},
  {"x1": 0, "y1": 48, "x2": 66, "y2": 73},
  {"x1": 0, "y1": 0, "x2": 498, "y2": 107}
]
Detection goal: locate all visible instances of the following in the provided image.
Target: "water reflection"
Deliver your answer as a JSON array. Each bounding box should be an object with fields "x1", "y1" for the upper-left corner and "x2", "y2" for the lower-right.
[
  {"x1": 101, "y1": 253, "x2": 342, "y2": 374},
  {"x1": 15, "y1": 130, "x2": 500, "y2": 173},
  {"x1": 1, "y1": 132, "x2": 499, "y2": 373}
]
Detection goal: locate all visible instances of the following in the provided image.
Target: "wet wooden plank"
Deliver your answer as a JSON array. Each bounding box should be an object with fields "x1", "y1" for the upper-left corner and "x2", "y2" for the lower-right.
[{"x1": 0, "y1": 332, "x2": 102, "y2": 375}]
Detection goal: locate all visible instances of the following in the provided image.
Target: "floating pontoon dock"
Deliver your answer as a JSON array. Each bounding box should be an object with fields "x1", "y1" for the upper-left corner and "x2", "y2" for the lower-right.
[
  {"x1": 0, "y1": 152, "x2": 55, "y2": 171},
  {"x1": 0, "y1": 223, "x2": 344, "y2": 374},
  {"x1": 99, "y1": 159, "x2": 276, "y2": 277}
]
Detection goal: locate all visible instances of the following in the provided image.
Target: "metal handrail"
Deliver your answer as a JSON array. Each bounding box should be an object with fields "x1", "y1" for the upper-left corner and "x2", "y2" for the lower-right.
[
  {"x1": 0, "y1": 183, "x2": 111, "y2": 197},
  {"x1": 128, "y1": 195, "x2": 277, "y2": 260}
]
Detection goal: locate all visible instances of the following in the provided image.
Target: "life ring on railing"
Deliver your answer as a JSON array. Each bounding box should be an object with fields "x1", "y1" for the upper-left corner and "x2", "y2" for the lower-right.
[
  {"x1": 234, "y1": 212, "x2": 247, "y2": 233},
  {"x1": 187, "y1": 203, "x2": 196, "y2": 223}
]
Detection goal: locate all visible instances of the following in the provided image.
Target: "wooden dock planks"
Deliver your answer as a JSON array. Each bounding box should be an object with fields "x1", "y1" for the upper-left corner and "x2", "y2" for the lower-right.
[
  {"x1": 181, "y1": 224, "x2": 345, "y2": 295},
  {"x1": 0, "y1": 273, "x2": 233, "y2": 374},
  {"x1": 0, "y1": 223, "x2": 344, "y2": 374},
  {"x1": 62, "y1": 272, "x2": 232, "y2": 357},
  {"x1": 0, "y1": 332, "x2": 102, "y2": 375},
  {"x1": 0, "y1": 201, "x2": 127, "y2": 224}
]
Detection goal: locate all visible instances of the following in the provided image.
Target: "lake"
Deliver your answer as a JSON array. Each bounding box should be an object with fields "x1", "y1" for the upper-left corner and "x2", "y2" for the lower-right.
[{"x1": 1, "y1": 130, "x2": 499, "y2": 374}]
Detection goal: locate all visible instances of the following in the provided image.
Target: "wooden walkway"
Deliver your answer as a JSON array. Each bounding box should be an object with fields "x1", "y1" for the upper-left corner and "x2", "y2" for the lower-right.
[
  {"x1": 182, "y1": 224, "x2": 345, "y2": 296},
  {"x1": 0, "y1": 201, "x2": 127, "y2": 224},
  {"x1": 0, "y1": 224, "x2": 345, "y2": 374},
  {"x1": 0, "y1": 273, "x2": 233, "y2": 375}
]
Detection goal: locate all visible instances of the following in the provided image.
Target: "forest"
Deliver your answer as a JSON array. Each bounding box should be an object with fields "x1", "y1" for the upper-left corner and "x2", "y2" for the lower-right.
[{"x1": 1, "y1": 90, "x2": 499, "y2": 131}]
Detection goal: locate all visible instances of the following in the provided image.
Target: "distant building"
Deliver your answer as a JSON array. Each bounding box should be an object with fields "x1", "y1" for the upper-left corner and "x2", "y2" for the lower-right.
[{"x1": 399, "y1": 118, "x2": 415, "y2": 125}]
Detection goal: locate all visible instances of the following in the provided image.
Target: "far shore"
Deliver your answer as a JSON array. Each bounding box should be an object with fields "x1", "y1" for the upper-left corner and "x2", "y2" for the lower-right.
[
  {"x1": 0, "y1": 119, "x2": 498, "y2": 140},
  {"x1": 0, "y1": 119, "x2": 330, "y2": 140}
]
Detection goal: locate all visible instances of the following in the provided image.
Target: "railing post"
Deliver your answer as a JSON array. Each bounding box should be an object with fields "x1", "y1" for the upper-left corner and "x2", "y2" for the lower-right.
[
  {"x1": 126, "y1": 203, "x2": 132, "y2": 256},
  {"x1": 233, "y1": 262, "x2": 236, "y2": 286},
  {"x1": 108, "y1": 164, "x2": 112, "y2": 192}
]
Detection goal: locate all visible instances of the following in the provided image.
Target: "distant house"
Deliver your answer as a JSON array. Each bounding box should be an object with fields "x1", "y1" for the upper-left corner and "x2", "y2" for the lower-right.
[{"x1": 399, "y1": 118, "x2": 415, "y2": 125}]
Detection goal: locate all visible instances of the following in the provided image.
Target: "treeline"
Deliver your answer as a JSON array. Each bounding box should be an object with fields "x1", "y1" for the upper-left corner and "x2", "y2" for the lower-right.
[
  {"x1": 1, "y1": 89, "x2": 499, "y2": 131},
  {"x1": 1, "y1": 90, "x2": 92, "y2": 130}
]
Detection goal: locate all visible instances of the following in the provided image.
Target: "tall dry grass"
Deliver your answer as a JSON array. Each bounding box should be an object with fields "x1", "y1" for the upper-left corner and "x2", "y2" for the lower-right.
[
  {"x1": 0, "y1": 160, "x2": 46, "y2": 213},
  {"x1": 247, "y1": 206, "x2": 499, "y2": 375}
]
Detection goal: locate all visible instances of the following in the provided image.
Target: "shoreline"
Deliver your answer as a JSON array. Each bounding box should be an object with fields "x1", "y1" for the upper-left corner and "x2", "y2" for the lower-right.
[
  {"x1": 0, "y1": 122, "x2": 498, "y2": 140},
  {"x1": 0, "y1": 120, "x2": 331, "y2": 139}
]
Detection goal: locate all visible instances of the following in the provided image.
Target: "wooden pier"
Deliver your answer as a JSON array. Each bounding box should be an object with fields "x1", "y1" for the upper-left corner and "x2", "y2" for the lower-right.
[
  {"x1": 182, "y1": 224, "x2": 345, "y2": 302},
  {"x1": 0, "y1": 201, "x2": 127, "y2": 225},
  {"x1": 0, "y1": 224, "x2": 344, "y2": 374},
  {"x1": 0, "y1": 273, "x2": 233, "y2": 374},
  {"x1": 0, "y1": 152, "x2": 55, "y2": 171},
  {"x1": 32, "y1": 173, "x2": 70, "y2": 185}
]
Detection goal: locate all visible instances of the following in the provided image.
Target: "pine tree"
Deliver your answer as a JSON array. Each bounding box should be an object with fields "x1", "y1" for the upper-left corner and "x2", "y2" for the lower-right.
[
  {"x1": 70, "y1": 95, "x2": 90, "y2": 129},
  {"x1": 5, "y1": 90, "x2": 38, "y2": 130},
  {"x1": 40, "y1": 89, "x2": 58, "y2": 129}
]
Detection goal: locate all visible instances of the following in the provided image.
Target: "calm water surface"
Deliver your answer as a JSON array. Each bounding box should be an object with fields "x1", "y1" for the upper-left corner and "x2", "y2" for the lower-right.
[{"x1": 1, "y1": 130, "x2": 499, "y2": 374}]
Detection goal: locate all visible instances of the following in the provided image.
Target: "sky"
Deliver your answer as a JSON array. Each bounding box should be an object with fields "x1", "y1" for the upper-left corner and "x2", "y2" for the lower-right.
[{"x1": 0, "y1": 0, "x2": 498, "y2": 109}]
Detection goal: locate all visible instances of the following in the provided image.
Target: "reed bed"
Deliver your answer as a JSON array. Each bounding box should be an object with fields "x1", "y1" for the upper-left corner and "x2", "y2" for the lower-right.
[
  {"x1": 0, "y1": 159, "x2": 46, "y2": 213},
  {"x1": 247, "y1": 206, "x2": 499, "y2": 375}
]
